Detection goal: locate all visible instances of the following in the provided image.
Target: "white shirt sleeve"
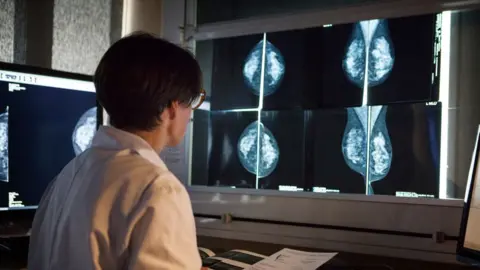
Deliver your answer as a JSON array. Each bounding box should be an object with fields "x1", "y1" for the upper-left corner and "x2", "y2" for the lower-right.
[{"x1": 126, "y1": 173, "x2": 201, "y2": 270}]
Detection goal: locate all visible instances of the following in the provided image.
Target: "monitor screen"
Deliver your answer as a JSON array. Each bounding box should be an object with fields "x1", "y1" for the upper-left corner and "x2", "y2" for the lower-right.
[
  {"x1": 0, "y1": 63, "x2": 98, "y2": 211},
  {"x1": 457, "y1": 125, "x2": 480, "y2": 265}
]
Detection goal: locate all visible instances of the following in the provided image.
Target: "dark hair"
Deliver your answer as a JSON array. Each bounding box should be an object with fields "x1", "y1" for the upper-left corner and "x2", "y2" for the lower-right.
[{"x1": 94, "y1": 32, "x2": 201, "y2": 131}]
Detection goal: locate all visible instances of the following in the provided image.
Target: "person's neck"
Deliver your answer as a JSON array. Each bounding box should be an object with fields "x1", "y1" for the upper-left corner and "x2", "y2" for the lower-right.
[{"x1": 131, "y1": 128, "x2": 169, "y2": 153}]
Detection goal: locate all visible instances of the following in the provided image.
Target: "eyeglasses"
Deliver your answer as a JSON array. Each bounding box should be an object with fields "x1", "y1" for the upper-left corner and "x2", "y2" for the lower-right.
[{"x1": 191, "y1": 88, "x2": 206, "y2": 110}]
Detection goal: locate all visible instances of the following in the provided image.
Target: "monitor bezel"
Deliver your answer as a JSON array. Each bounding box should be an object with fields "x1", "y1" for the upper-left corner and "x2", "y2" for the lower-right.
[
  {"x1": 0, "y1": 61, "x2": 92, "y2": 82},
  {"x1": 0, "y1": 61, "x2": 101, "y2": 214},
  {"x1": 457, "y1": 125, "x2": 480, "y2": 263}
]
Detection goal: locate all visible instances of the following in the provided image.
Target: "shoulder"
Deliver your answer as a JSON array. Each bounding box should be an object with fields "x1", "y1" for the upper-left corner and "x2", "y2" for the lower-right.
[
  {"x1": 102, "y1": 151, "x2": 179, "y2": 189},
  {"x1": 125, "y1": 155, "x2": 186, "y2": 197},
  {"x1": 94, "y1": 151, "x2": 188, "y2": 215},
  {"x1": 128, "y1": 166, "x2": 193, "y2": 226},
  {"x1": 112, "y1": 151, "x2": 186, "y2": 193},
  {"x1": 140, "y1": 171, "x2": 190, "y2": 208},
  {"x1": 123, "y1": 154, "x2": 189, "y2": 202},
  {"x1": 128, "y1": 157, "x2": 191, "y2": 215}
]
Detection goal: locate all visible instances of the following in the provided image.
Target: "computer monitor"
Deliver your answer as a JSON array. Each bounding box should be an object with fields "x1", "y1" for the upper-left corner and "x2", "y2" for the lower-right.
[
  {"x1": 457, "y1": 125, "x2": 480, "y2": 266},
  {"x1": 0, "y1": 62, "x2": 101, "y2": 214}
]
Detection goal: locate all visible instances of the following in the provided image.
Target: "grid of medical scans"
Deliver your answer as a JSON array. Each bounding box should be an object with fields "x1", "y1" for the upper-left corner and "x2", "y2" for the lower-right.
[{"x1": 191, "y1": 12, "x2": 443, "y2": 197}]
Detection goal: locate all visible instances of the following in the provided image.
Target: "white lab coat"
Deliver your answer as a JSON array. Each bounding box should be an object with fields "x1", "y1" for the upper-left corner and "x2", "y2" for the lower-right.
[{"x1": 28, "y1": 126, "x2": 201, "y2": 270}]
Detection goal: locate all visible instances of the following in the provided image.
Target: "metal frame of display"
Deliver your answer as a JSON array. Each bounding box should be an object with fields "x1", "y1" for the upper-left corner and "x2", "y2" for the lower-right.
[{"x1": 186, "y1": 0, "x2": 480, "y2": 41}]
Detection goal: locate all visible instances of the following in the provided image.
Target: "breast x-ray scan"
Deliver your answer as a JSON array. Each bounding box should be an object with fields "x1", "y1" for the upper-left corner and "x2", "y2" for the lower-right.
[
  {"x1": 209, "y1": 30, "x2": 324, "y2": 111},
  {"x1": 192, "y1": 110, "x2": 305, "y2": 190},
  {"x1": 207, "y1": 111, "x2": 259, "y2": 188},
  {"x1": 342, "y1": 14, "x2": 438, "y2": 106},
  {"x1": 191, "y1": 11, "x2": 441, "y2": 196},
  {"x1": 237, "y1": 120, "x2": 280, "y2": 178},
  {"x1": 207, "y1": 34, "x2": 263, "y2": 110},
  {"x1": 343, "y1": 19, "x2": 395, "y2": 91},
  {"x1": 72, "y1": 106, "x2": 97, "y2": 156},
  {"x1": 371, "y1": 102, "x2": 441, "y2": 197},
  {"x1": 0, "y1": 107, "x2": 8, "y2": 183},
  {"x1": 209, "y1": 33, "x2": 289, "y2": 110},
  {"x1": 243, "y1": 38, "x2": 285, "y2": 97},
  {"x1": 310, "y1": 102, "x2": 440, "y2": 197},
  {"x1": 341, "y1": 106, "x2": 392, "y2": 194},
  {"x1": 0, "y1": 87, "x2": 8, "y2": 208}
]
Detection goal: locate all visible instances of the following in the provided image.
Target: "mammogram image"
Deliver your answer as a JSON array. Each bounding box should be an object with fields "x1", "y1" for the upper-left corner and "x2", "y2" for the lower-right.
[
  {"x1": 0, "y1": 109, "x2": 8, "y2": 182},
  {"x1": 72, "y1": 107, "x2": 97, "y2": 156},
  {"x1": 237, "y1": 120, "x2": 280, "y2": 178},
  {"x1": 343, "y1": 19, "x2": 395, "y2": 89},
  {"x1": 341, "y1": 106, "x2": 392, "y2": 194},
  {"x1": 243, "y1": 37, "x2": 285, "y2": 96}
]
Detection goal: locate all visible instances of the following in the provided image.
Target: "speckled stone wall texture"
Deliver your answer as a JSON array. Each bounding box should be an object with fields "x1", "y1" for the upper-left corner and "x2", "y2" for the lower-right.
[
  {"x1": 52, "y1": 0, "x2": 111, "y2": 75},
  {"x1": 0, "y1": 0, "x2": 15, "y2": 63}
]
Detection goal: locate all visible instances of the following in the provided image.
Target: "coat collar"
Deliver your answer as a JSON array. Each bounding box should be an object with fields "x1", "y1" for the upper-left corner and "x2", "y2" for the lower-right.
[{"x1": 91, "y1": 126, "x2": 167, "y2": 170}]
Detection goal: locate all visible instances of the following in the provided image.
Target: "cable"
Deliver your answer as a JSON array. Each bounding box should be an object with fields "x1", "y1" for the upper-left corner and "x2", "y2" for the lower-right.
[{"x1": 0, "y1": 240, "x2": 11, "y2": 251}]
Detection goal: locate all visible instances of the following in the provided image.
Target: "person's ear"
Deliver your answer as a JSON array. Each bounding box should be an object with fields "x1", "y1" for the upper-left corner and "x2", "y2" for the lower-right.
[{"x1": 167, "y1": 101, "x2": 179, "y2": 120}]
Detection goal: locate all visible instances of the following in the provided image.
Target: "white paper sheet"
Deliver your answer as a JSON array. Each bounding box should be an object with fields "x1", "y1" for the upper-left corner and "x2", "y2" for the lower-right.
[{"x1": 244, "y1": 248, "x2": 337, "y2": 270}]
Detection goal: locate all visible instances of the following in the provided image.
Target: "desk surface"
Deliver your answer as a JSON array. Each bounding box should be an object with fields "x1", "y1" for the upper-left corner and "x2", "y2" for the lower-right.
[
  {"x1": 197, "y1": 236, "x2": 477, "y2": 270},
  {"x1": 1, "y1": 236, "x2": 478, "y2": 270}
]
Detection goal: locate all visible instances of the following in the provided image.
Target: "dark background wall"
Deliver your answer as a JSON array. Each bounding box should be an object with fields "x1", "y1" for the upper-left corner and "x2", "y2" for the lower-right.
[{"x1": 1, "y1": 0, "x2": 123, "y2": 74}]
